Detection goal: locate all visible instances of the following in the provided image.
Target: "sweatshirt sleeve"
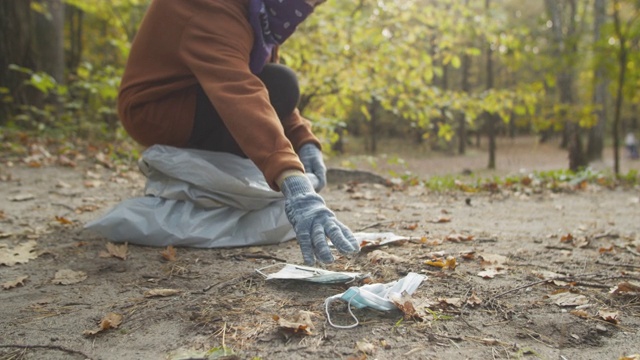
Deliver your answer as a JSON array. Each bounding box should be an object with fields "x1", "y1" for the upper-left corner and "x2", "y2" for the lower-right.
[
  {"x1": 178, "y1": 7, "x2": 304, "y2": 190},
  {"x1": 284, "y1": 108, "x2": 322, "y2": 152}
]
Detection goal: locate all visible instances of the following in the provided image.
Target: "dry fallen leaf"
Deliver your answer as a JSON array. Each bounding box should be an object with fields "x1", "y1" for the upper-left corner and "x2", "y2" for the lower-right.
[
  {"x1": 55, "y1": 216, "x2": 73, "y2": 225},
  {"x1": 390, "y1": 292, "x2": 423, "y2": 321},
  {"x1": 0, "y1": 241, "x2": 38, "y2": 266},
  {"x1": 52, "y1": 269, "x2": 88, "y2": 285},
  {"x1": 144, "y1": 289, "x2": 181, "y2": 298},
  {"x1": 429, "y1": 216, "x2": 451, "y2": 224},
  {"x1": 445, "y1": 233, "x2": 474, "y2": 242},
  {"x1": 99, "y1": 242, "x2": 128, "y2": 260},
  {"x1": 466, "y1": 292, "x2": 483, "y2": 307},
  {"x1": 425, "y1": 256, "x2": 457, "y2": 270},
  {"x1": 609, "y1": 282, "x2": 640, "y2": 295},
  {"x1": 477, "y1": 269, "x2": 506, "y2": 279},
  {"x1": 438, "y1": 297, "x2": 463, "y2": 308},
  {"x1": 368, "y1": 250, "x2": 403, "y2": 264},
  {"x1": 560, "y1": 233, "x2": 574, "y2": 243},
  {"x1": 598, "y1": 309, "x2": 620, "y2": 324},
  {"x1": 355, "y1": 340, "x2": 376, "y2": 355},
  {"x1": 2, "y1": 275, "x2": 29, "y2": 290},
  {"x1": 570, "y1": 309, "x2": 590, "y2": 319},
  {"x1": 83, "y1": 313, "x2": 123, "y2": 336},
  {"x1": 274, "y1": 311, "x2": 316, "y2": 336},
  {"x1": 160, "y1": 245, "x2": 177, "y2": 262},
  {"x1": 547, "y1": 291, "x2": 589, "y2": 307}
]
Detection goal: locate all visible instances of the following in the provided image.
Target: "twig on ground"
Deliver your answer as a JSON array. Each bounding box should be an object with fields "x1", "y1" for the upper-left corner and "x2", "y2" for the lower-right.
[
  {"x1": 239, "y1": 253, "x2": 288, "y2": 262},
  {"x1": 487, "y1": 279, "x2": 549, "y2": 301},
  {"x1": 0, "y1": 344, "x2": 92, "y2": 359},
  {"x1": 356, "y1": 220, "x2": 396, "y2": 231},
  {"x1": 625, "y1": 246, "x2": 640, "y2": 257},
  {"x1": 595, "y1": 260, "x2": 640, "y2": 269},
  {"x1": 545, "y1": 245, "x2": 574, "y2": 251}
]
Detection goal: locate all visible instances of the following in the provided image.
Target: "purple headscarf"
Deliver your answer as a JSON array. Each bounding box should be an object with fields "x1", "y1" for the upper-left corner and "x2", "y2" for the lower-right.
[{"x1": 248, "y1": 0, "x2": 314, "y2": 74}]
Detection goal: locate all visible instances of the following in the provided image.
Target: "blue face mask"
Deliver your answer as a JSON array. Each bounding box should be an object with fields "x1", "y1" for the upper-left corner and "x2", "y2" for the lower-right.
[{"x1": 324, "y1": 272, "x2": 427, "y2": 329}]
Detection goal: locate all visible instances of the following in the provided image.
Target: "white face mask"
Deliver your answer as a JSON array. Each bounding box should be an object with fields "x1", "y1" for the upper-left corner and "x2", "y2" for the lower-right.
[{"x1": 324, "y1": 272, "x2": 427, "y2": 329}]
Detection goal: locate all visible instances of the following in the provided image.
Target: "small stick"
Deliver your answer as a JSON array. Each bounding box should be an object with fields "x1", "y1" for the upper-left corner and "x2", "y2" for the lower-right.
[
  {"x1": 0, "y1": 344, "x2": 92, "y2": 359},
  {"x1": 356, "y1": 220, "x2": 395, "y2": 232},
  {"x1": 487, "y1": 279, "x2": 549, "y2": 301},
  {"x1": 595, "y1": 260, "x2": 640, "y2": 269}
]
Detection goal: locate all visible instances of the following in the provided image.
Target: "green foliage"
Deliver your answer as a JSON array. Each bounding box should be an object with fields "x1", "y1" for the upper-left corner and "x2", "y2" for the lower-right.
[
  {"x1": 422, "y1": 167, "x2": 638, "y2": 193},
  {"x1": 5, "y1": 62, "x2": 122, "y2": 140}
]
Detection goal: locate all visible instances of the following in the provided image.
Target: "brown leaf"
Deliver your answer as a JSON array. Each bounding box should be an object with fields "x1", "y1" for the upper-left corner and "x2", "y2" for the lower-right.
[
  {"x1": 161, "y1": 245, "x2": 177, "y2": 262},
  {"x1": 55, "y1": 216, "x2": 73, "y2": 225},
  {"x1": 390, "y1": 292, "x2": 423, "y2": 321},
  {"x1": 144, "y1": 289, "x2": 181, "y2": 298},
  {"x1": 274, "y1": 311, "x2": 316, "y2": 336},
  {"x1": 83, "y1": 313, "x2": 123, "y2": 336},
  {"x1": 560, "y1": 233, "x2": 574, "y2": 243},
  {"x1": 429, "y1": 216, "x2": 451, "y2": 224},
  {"x1": 609, "y1": 282, "x2": 640, "y2": 295},
  {"x1": 547, "y1": 292, "x2": 589, "y2": 307},
  {"x1": 2, "y1": 275, "x2": 29, "y2": 290},
  {"x1": 598, "y1": 309, "x2": 619, "y2": 324},
  {"x1": 0, "y1": 241, "x2": 38, "y2": 266},
  {"x1": 403, "y1": 223, "x2": 419, "y2": 230},
  {"x1": 466, "y1": 292, "x2": 483, "y2": 307},
  {"x1": 52, "y1": 269, "x2": 87, "y2": 285},
  {"x1": 99, "y1": 242, "x2": 128, "y2": 260},
  {"x1": 570, "y1": 309, "x2": 590, "y2": 319}
]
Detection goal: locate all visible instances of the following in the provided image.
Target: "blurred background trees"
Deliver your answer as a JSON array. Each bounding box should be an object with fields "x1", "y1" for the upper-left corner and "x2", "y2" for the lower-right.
[{"x1": 1, "y1": 0, "x2": 639, "y2": 174}]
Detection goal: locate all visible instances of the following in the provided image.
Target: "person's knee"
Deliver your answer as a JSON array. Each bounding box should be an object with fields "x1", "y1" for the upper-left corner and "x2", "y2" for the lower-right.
[{"x1": 258, "y1": 64, "x2": 300, "y2": 119}]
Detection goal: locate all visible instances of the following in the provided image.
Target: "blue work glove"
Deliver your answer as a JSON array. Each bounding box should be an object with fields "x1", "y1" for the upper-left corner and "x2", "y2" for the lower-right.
[
  {"x1": 281, "y1": 175, "x2": 359, "y2": 265},
  {"x1": 298, "y1": 143, "x2": 327, "y2": 191}
]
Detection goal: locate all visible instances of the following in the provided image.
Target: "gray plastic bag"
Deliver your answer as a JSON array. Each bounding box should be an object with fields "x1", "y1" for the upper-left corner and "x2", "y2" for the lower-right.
[{"x1": 85, "y1": 145, "x2": 302, "y2": 248}]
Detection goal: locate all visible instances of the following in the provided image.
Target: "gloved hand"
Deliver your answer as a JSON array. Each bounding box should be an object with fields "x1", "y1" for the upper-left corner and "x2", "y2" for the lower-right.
[
  {"x1": 281, "y1": 174, "x2": 359, "y2": 265},
  {"x1": 298, "y1": 143, "x2": 327, "y2": 192}
]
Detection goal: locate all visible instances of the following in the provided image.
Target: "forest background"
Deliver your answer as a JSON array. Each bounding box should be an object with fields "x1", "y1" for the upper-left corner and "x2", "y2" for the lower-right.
[{"x1": 1, "y1": 0, "x2": 640, "y2": 179}]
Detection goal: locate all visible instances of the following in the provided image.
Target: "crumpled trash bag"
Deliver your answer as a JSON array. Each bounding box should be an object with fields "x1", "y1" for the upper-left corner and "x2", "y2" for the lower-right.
[{"x1": 84, "y1": 145, "x2": 312, "y2": 248}]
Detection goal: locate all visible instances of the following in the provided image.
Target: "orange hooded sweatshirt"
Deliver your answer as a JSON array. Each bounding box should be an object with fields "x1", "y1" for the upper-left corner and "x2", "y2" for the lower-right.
[{"x1": 117, "y1": 0, "x2": 321, "y2": 190}]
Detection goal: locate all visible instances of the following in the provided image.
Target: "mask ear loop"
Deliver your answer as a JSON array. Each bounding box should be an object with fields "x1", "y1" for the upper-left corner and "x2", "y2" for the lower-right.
[{"x1": 325, "y1": 289, "x2": 360, "y2": 329}]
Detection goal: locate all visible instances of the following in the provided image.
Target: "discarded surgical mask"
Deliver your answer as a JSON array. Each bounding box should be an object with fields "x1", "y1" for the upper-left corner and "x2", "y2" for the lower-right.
[
  {"x1": 353, "y1": 232, "x2": 411, "y2": 248},
  {"x1": 85, "y1": 145, "x2": 320, "y2": 248},
  {"x1": 324, "y1": 272, "x2": 426, "y2": 329},
  {"x1": 256, "y1": 263, "x2": 366, "y2": 284}
]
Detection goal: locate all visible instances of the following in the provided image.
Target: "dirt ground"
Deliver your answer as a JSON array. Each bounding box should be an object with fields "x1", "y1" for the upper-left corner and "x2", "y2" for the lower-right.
[{"x1": 1, "y1": 136, "x2": 639, "y2": 360}]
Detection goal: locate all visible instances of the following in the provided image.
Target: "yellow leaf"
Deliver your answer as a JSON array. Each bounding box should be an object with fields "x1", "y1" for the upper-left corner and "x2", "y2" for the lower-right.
[{"x1": 161, "y1": 245, "x2": 177, "y2": 262}]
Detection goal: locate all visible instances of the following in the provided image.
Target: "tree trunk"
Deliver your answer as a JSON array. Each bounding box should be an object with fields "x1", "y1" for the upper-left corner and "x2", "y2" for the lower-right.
[
  {"x1": 66, "y1": 6, "x2": 84, "y2": 75},
  {"x1": 612, "y1": 0, "x2": 627, "y2": 175},
  {"x1": 458, "y1": 52, "x2": 471, "y2": 155},
  {"x1": 587, "y1": 0, "x2": 608, "y2": 161},
  {"x1": 485, "y1": 0, "x2": 496, "y2": 169},
  {"x1": 367, "y1": 98, "x2": 379, "y2": 154},
  {"x1": 0, "y1": 0, "x2": 35, "y2": 125},
  {"x1": 34, "y1": 0, "x2": 65, "y2": 83},
  {"x1": 545, "y1": 0, "x2": 586, "y2": 171}
]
